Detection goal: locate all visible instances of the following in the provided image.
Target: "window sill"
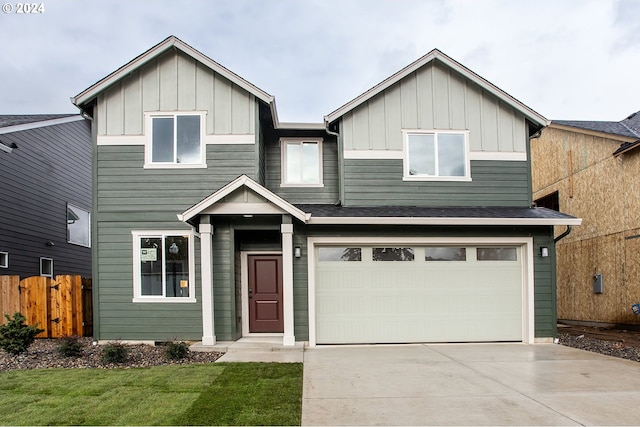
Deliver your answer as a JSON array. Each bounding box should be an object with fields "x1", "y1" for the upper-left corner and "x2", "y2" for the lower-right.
[
  {"x1": 402, "y1": 176, "x2": 472, "y2": 182},
  {"x1": 133, "y1": 297, "x2": 197, "y2": 303},
  {"x1": 143, "y1": 163, "x2": 207, "y2": 169},
  {"x1": 280, "y1": 183, "x2": 325, "y2": 188}
]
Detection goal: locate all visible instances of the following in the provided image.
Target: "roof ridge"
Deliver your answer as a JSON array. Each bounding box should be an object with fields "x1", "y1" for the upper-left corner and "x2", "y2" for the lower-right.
[{"x1": 620, "y1": 120, "x2": 640, "y2": 138}]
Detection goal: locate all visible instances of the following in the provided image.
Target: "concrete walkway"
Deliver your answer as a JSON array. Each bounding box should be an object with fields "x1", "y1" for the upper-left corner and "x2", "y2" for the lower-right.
[{"x1": 302, "y1": 343, "x2": 640, "y2": 426}]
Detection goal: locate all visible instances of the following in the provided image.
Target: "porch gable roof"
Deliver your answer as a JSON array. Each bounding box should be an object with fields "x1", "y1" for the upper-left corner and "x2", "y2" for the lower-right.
[{"x1": 178, "y1": 175, "x2": 310, "y2": 225}]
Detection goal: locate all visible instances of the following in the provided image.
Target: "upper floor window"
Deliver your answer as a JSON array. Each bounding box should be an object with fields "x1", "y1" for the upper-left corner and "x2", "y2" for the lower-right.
[
  {"x1": 67, "y1": 204, "x2": 91, "y2": 247},
  {"x1": 403, "y1": 130, "x2": 470, "y2": 181},
  {"x1": 145, "y1": 112, "x2": 205, "y2": 168},
  {"x1": 280, "y1": 138, "x2": 323, "y2": 186},
  {"x1": 0, "y1": 251, "x2": 7, "y2": 268}
]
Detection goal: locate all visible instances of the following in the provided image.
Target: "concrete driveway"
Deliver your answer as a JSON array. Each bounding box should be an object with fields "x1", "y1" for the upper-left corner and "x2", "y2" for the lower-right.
[{"x1": 302, "y1": 343, "x2": 640, "y2": 426}]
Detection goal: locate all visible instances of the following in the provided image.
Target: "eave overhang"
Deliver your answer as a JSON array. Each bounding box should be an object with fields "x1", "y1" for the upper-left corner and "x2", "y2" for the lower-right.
[
  {"x1": 324, "y1": 49, "x2": 549, "y2": 129},
  {"x1": 306, "y1": 216, "x2": 582, "y2": 226},
  {"x1": 71, "y1": 36, "x2": 276, "y2": 121}
]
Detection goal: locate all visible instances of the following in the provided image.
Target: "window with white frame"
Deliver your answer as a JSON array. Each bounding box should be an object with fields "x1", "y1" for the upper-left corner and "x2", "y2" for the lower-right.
[
  {"x1": 132, "y1": 231, "x2": 196, "y2": 302},
  {"x1": 403, "y1": 130, "x2": 470, "y2": 180},
  {"x1": 146, "y1": 113, "x2": 204, "y2": 167},
  {"x1": 40, "y1": 257, "x2": 53, "y2": 277},
  {"x1": 281, "y1": 138, "x2": 323, "y2": 186},
  {"x1": 0, "y1": 251, "x2": 7, "y2": 268},
  {"x1": 67, "y1": 204, "x2": 91, "y2": 247}
]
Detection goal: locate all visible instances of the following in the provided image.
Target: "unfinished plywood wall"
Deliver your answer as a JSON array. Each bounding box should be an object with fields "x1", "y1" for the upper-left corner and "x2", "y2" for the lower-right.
[{"x1": 534, "y1": 125, "x2": 640, "y2": 325}]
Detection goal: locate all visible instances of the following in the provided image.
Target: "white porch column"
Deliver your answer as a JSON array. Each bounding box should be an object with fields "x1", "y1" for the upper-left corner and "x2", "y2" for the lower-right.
[
  {"x1": 199, "y1": 222, "x2": 216, "y2": 345},
  {"x1": 281, "y1": 222, "x2": 296, "y2": 346}
]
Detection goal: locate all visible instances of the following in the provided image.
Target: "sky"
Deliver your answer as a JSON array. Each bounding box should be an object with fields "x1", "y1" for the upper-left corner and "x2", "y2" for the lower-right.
[{"x1": 0, "y1": 0, "x2": 638, "y2": 123}]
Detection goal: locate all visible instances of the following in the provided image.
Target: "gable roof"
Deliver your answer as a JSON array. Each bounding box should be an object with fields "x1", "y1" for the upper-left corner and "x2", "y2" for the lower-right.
[
  {"x1": 72, "y1": 36, "x2": 279, "y2": 124},
  {"x1": 324, "y1": 49, "x2": 548, "y2": 129},
  {"x1": 178, "y1": 175, "x2": 309, "y2": 225},
  {"x1": 0, "y1": 114, "x2": 84, "y2": 135},
  {"x1": 552, "y1": 119, "x2": 639, "y2": 139}
]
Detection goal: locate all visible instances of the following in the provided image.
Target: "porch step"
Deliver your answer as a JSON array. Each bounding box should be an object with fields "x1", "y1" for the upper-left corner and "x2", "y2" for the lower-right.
[{"x1": 190, "y1": 338, "x2": 305, "y2": 363}]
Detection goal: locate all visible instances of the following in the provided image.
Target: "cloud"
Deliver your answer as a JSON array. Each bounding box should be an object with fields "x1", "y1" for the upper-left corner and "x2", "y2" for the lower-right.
[{"x1": 0, "y1": 0, "x2": 639, "y2": 122}]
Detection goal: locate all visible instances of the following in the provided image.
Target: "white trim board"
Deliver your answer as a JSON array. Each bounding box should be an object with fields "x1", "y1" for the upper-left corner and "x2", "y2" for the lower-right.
[
  {"x1": 97, "y1": 133, "x2": 255, "y2": 146},
  {"x1": 307, "y1": 216, "x2": 582, "y2": 226},
  {"x1": 0, "y1": 115, "x2": 84, "y2": 135},
  {"x1": 343, "y1": 150, "x2": 526, "y2": 161},
  {"x1": 306, "y1": 236, "x2": 535, "y2": 347}
]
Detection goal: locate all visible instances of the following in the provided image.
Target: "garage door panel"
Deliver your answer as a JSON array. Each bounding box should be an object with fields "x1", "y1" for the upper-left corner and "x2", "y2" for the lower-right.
[{"x1": 316, "y1": 245, "x2": 523, "y2": 344}]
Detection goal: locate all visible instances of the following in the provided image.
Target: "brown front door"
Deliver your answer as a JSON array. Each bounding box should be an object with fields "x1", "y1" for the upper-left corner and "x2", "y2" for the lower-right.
[{"x1": 248, "y1": 254, "x2": 284, "y2": 333}]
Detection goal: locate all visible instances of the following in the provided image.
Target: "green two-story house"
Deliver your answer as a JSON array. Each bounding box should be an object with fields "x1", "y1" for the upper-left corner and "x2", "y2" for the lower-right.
[{"x1": 72, "y1": 36, "x2": 579, "y2": 347}]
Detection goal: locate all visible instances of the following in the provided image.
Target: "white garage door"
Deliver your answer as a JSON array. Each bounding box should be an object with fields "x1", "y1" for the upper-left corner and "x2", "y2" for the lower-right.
[{"x1": 315, "y1": 245, "x2": 523, "y2": 344}]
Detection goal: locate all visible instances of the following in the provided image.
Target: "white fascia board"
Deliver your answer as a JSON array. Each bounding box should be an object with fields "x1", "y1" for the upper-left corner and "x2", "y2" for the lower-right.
[
  {"x1": 0, "y1": 115, "x2": 84, "y2": 135},
  {"x1": 72, "y1": 36, "x2": 274, "y2": 107},
  {"x1": 307, "y1": 216, "x2": 582, "y2": 226},
  {"x1": 324, "y1": 49, "x2": 548, "y2": 128},
  {"x1": 178, "y1": 175, "x2": 309, "y2": 223}
]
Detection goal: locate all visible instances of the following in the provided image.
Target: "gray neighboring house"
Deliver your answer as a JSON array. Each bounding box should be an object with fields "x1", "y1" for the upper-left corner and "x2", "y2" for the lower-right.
[
  {"x1": 0, "y1": 115, "x2": 92, "y2": 278},
  {"x1": 72, "y1": 36, "x2": 579, "y2": 346}
]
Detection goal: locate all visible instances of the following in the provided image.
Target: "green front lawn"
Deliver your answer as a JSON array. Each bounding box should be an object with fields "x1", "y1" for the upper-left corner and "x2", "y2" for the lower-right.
[{"x1": 0, "y1": 363, "x2": 303, "y2": 426}]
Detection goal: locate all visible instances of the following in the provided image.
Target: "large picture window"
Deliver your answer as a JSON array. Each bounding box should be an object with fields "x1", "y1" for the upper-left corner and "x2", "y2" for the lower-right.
[
  {"x1": 132, "y1": 231, "x2": 196, "y2": 302},
  {"x1": 146, "y1": 113, "x2": 204, "y2": 167},
  {"x1": 403, "y1": 130, "x2": 470, "y2": 181},
  {"x1": 281, "y1": 138, "x2": 323, "y2": 186},
  {"x1": 67, "y1": 204, "x2": 91, "y2": 247}
]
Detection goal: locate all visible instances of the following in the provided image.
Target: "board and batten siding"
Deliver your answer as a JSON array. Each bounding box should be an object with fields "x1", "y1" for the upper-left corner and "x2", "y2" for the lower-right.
[
  {"x1": 96, "y1": 49, "x2": 255, "y2": 136},
  {"x1": 343, "y1": 159, "x2": 529, "y2": 207},
  {"x1": 0, "y1": 119, "x2": 92, "y2": 278},
  {"x1": 341, "y1": 61, "x2": 526, "y2": 153},
  {"x1": 264, "y1": 139, "x2": 340, "y2": 204}
]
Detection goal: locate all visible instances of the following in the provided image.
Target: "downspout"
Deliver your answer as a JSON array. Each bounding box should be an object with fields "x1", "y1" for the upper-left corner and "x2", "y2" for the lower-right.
[
  {"x1": 325, "y1": 119, "x2": 343, "y2": 206},
  {"x1": 554, "y1": 225, "x2": 572, "y2": 243}
]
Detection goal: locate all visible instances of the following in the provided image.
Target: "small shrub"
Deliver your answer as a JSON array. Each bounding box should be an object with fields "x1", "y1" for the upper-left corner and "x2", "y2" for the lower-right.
[
  {"x1": 0, "y1": 312, "x2": 44, "y2": 355},
  {"x1": 57, "y1": 336, "x2": 83, "y2": 357},
  {"x1": 101, "y1": 342, "x2": 128, "y2": 364},
  {"x1": 165, "y1": 341, "x2": 190, "y2": 360}
]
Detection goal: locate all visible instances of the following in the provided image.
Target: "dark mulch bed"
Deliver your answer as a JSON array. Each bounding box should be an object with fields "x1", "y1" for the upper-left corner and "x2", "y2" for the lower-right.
[{"x1": 0, "y1": 338, "x2": 223, "y2": 372}]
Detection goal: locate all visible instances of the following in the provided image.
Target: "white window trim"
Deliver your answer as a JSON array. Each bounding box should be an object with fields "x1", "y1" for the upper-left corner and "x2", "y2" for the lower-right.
[
  {"x1": 0, "y1": 251, "x2": 8, "y2": 268},
  {"x1": 40, "y1": 257, "x2": 53, "y2": 278},
  {"x1": 144, "y1": 111, "x2": 207, "y2": 169},
  {"x1": 280, "y1": 137, "x2": 324, "y2": 187},
  {"x1": 307, "y1": 236, "x2": 534, "y2": 347},
  {"x1": 132, "y1": 230, "x2": 197, "y2": 303},
  {"x1": 67, "y1": 203, "x2": 91, "y2": 248},
  {"x1": 402, "y1": 129, "x2": 471, "y2": 182}
]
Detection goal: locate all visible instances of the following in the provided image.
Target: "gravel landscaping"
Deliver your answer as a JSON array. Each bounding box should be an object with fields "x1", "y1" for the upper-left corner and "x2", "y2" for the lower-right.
[
  {"x1": 0, "y1": 338, "x2": 223, "y2": 371},
  {"x1": 558, "y1": 330, "x2": 640, "y2": 363}
]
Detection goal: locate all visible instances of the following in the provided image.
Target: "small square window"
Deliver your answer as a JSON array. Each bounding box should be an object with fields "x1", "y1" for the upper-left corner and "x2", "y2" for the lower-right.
[
  {"x1": 0, "y1": 251, "x2": 8, "y2": 268},
  {"x1": 40, "y1": 258, "x2": 53, "y2": 277},
  {"x1": 281, "y1": 138, "x2": 323, "y2": 186}
]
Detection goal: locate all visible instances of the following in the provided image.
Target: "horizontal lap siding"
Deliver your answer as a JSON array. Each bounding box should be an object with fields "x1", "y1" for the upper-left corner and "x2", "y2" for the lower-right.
[
  {"x1": 0, "y1": 119, "x2": 92, "y2": 278},
  {"x1": 95, "y1": 144, "x2": 255, "y2": 340},
  {"x1": 343, "y1": 159, "x2": 529, "y2": 206},
  {"x1": 264, "y1": 140, "x2": 339, "y2": 204},
  {"x1": 533, "y1": 229, "x2": 557, "y2": 338}
]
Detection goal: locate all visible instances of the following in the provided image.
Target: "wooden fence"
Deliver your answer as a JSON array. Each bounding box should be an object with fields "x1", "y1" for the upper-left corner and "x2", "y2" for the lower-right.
[{"x1": 0, "y1": 275, "x2": 92, "y2": 338}]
